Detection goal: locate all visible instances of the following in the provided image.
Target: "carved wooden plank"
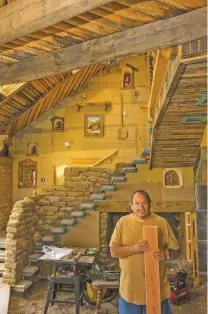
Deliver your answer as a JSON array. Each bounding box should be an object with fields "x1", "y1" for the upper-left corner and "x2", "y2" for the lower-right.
[
  {"x1": 0, "y1": 7, "x2": 206, "y2": 85},
  {"x1": 143, "y1": 226, "x2": 161, "y2": 314},
  {"x1": 0, "y1": 0, "x2": 113, "y2": 45}
]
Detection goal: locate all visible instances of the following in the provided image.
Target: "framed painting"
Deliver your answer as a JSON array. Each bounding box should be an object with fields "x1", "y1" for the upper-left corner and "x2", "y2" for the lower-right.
[{"x1": 84, "y1": 114, "x2": 104, "y2": 137}]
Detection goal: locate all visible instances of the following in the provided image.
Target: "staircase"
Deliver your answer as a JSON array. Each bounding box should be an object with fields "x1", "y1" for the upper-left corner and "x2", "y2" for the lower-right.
[{"x1": 11, "y1": 156, "x2": 150, "y2": 293}]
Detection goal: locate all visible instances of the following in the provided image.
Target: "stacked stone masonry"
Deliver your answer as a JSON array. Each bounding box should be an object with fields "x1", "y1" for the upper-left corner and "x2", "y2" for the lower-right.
[
  {"x1": 100, "y1": 212, "x2": 108, "y2": 248},
  {"x1": 3, "y1": 167, "x2": 115, "y2": 284},
  {"x1": 0, "y1": 157, "x2": 13, "y2": 229},
  {"x1": 3, "y1": 197, "x2": 36, "y2": 285}
]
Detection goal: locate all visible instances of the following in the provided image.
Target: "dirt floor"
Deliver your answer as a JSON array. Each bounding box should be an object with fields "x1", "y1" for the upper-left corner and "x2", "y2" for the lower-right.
[{"x1": 9, "y1": 280, "x2": 207, "y2": 314}]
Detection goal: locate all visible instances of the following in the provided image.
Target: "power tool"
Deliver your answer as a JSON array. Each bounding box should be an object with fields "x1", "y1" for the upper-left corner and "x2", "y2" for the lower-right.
[{"x1": 169, "y1": 271, "x2": 189, "y2": 305}]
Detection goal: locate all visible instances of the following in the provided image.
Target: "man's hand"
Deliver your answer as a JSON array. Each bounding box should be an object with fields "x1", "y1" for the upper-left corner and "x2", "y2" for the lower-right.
[
  {"x1": 133, "y1": 240, "x2": 150, "y2": 253},
  {"x1": 152, "y1": 249, "x2": 165, "y2": 261}
]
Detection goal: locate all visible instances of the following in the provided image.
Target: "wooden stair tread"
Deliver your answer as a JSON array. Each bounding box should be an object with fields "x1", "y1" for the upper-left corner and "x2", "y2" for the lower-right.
[
  {"x1": 91, "y1": 193, "x2": 106, "y2": 200},
  {"x1": 11, "y1": 280, "x2": 32, "y2": 293},
  {"x1": 80, "y1": 203, "x2": 96, "y2": 210},
  {"x1": 101, "y1": 185, "x2": 116, "y2": 192},
  {"x1": 122, "y1": 167, "x2": 137, "y2": 173},
  {"x1": 42, "y1": 235, "x2": 56, "y2": 243},
  {"x1": 22, "y1": 265, "x2": 38, "y2": 277},
  {"x1": 61, "y1": 219, "x2": 77, "y2": 226},
  {"x1": 71, "y1": 211, "x2": 85, "y2": 218},
  {"x1": 51, "y1": 227, "x2": 67, "y2": 234},
  {"x1": 28, "y1": 253, "x2": 42, "y2": 263}
]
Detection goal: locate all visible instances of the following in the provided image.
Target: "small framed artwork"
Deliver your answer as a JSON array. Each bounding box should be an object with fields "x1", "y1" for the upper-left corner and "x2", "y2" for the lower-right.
[
  {"x1": 121, "y1": 67, "x2": 134, "y2": 89},
  {"x1": 27, "y1": 142, "x2": 38, "y2": 156},
  {"x1": 84, "y1": 114, "x2": 104, "y2": 137},
  {"x1": 51, "y1": 116, "x2": 64, "y2": 132}
]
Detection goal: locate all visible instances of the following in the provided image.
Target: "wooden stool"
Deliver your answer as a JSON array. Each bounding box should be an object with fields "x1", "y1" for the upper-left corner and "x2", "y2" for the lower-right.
[{"x1": 92, "y1": 280, "x2": 119, "y2": 311}]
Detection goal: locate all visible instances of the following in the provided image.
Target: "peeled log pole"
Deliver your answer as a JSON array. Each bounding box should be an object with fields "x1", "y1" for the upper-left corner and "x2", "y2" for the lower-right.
[
  {"x1": 0, "y1": 7, "x2": 206, "y2": 85},
  {"x1": 143, "y1": 226, "x2": 161, "y2": 314}
]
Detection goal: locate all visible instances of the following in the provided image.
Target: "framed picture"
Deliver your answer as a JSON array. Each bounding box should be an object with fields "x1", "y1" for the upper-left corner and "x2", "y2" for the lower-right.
[
  {"x1": 121, "y1": 67, "x2": 134, "y2": 89},
  {"x1": 84, "y1": 114, "x2": 104, "y2": 137}
]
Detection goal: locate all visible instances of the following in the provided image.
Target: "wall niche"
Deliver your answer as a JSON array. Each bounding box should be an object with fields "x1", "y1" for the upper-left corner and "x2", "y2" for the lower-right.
[
  {"x1": 27, "y1": 142, "x2": 38, "y2": 156},
  {"x1": 51, "y1": 116, "x2": 64, "y2": 132},
  {"x1": 18, "y1": 159, "x2": 37, "y2": 188}
]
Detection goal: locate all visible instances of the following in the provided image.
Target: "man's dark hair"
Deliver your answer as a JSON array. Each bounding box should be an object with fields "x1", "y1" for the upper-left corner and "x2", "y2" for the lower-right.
[{"x1": 129, "y1": 189, "x2": 151, "y2": 206}]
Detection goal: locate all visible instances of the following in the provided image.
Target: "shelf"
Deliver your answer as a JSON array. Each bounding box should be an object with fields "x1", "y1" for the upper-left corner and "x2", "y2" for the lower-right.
[{"x1": 73, "y1": 101, "x2": 111, "y2": 111}]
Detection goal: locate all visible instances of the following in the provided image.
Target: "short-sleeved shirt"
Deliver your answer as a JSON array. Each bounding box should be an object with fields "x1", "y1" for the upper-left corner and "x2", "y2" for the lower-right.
[{"x1": 109, "y1": 213, "x2": 179, "y2": 305}]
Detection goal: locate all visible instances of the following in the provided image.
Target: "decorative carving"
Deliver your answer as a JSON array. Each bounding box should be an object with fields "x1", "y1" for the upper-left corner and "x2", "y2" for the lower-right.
[{"x1": 18, "y1": 159, "x2": 37, "y2": 188}]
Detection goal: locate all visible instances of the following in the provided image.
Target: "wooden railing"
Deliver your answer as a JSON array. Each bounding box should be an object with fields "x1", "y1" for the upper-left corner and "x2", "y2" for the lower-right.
[
  {"x1": 149, "y1": 38, "x2": 207, "y2": 121},
  {"x1": 148, "y1": 47, "x2": 178, "y2": 120},
  {"x1": 91, "y1": 150, "x2": 117, "y2": 167},
  {"x1": 182, "y1": 38, "x2": 207, "y2": 58}
]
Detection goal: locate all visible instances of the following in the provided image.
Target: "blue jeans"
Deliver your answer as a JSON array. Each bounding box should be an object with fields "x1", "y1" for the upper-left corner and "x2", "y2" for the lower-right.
[{"x1": 119, "y1": 296, "x2": 173, "y2": 314}]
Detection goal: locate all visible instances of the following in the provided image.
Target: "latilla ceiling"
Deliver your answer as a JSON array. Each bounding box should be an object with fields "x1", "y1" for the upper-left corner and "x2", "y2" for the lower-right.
[{"x1": 0, "y1": 0, "x2": 206, "y2": 135}]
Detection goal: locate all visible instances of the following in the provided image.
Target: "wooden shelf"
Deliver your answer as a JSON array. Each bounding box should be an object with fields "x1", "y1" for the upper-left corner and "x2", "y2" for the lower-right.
[{"x1": 73, "y1": 101, "x2": 111, "y2": 112}]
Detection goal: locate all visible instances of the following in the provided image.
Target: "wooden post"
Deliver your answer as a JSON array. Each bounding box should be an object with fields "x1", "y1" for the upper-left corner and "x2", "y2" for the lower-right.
[{"x1": 143, "y1": 226, "x2": 161, "y2": 314}]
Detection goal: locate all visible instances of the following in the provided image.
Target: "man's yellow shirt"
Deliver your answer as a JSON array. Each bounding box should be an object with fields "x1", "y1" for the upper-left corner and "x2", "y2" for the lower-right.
[{"x1": 110, "y1": 213, "x2": 180, "y2": 305}]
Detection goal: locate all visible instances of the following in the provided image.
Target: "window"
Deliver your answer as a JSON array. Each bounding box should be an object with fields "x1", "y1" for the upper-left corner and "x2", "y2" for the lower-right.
[
  {"x1": 18, "y1": 159, "x2": 37, "y2": 188},
  {"x1": 163, "y1": 168, "x2": 183, "y2": 188}
]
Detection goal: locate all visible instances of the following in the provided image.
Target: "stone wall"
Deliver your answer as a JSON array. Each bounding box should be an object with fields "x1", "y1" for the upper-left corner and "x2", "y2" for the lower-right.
[
  {"x1": 100, "y1": 212, "x2": 108, "y2": 248},
  {"x1": 3, "y1": 166, "x2": 116, "y2": 284},
  {"x1": 3, "y1": 197, "x2": 36, "y2": 285},
  {"x1": 33, "y1": 167, "x2": 114, "y2": 239},
  {"x1": 0, "y1": 157, "x2": 12, "y2": 229}
]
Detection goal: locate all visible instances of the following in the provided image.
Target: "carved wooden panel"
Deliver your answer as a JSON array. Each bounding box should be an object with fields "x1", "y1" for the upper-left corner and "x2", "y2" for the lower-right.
[{"x1": 18, "y1": 159, "x2": 37, "y2": 188}]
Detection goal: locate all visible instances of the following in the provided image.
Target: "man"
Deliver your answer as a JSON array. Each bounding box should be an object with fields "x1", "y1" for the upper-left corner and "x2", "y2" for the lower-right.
[{"x1": 110, "y1": 189, "x2": 180, "y2": 314}]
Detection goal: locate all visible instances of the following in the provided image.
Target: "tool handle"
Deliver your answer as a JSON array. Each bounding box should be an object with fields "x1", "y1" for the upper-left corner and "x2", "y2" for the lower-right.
[{"x1": 120, "y1": 93, "x2": 123, "y2": 127}]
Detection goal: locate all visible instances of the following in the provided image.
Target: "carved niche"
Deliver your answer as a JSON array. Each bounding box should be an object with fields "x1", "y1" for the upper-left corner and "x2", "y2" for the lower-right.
[
  {"x1": 27, "y1": 142, "x2": 38, "y2": 156},
  {"x1": 51, "y1": 116, "x2": 64, "y2": 132}
]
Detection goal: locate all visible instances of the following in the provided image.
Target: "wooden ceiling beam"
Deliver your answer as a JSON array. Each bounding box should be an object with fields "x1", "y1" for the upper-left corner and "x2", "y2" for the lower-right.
[
  {"x1": 0, "y1": 7, "x2": 206, "y2": 85},
  {"x1": 0, "y1": 0, "x2": 115, "y2": 45}
]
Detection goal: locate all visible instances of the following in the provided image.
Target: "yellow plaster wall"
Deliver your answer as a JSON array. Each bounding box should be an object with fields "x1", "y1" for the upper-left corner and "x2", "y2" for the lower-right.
[
  {"x1": 61, "y1": 211, "x2": 99, "y2": 248},
  {"x1": 12, "y1": 55, "x2": 195, "y2": 203}
]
